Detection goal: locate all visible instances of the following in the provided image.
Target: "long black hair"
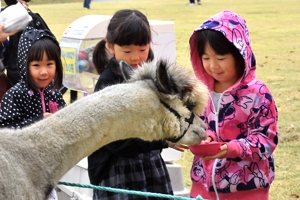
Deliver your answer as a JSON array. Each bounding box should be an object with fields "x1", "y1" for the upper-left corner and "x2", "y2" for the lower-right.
[{"x1": 93, "y1": 9, "x2": 154, "y2": 75}]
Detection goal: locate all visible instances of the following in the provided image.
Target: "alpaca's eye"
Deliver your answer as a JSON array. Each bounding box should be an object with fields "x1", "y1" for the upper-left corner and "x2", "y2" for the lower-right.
[{"x1": 185, "y1": 101, "x2": 195, "y2": 111}]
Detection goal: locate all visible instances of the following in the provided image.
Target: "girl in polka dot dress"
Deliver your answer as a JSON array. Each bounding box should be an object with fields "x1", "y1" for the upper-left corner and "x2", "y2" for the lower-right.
[{"x1": 0, "y1": 26, "x2": 66, "y2": 129}]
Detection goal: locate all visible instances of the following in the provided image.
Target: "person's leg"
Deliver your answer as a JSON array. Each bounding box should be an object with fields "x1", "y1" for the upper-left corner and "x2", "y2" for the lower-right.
[
  {"x1": 86, "y1": 0, "x2": 91, "y2": 9},
  {"x1": 84, "y1": 0, "x2": 91, "y2": 8},
  {"x1": 197, "y1": 0, "x2": 201, "y2": 5},
  {"x1": 189, "y1": 0, "x2": 195, "y2": 5}
]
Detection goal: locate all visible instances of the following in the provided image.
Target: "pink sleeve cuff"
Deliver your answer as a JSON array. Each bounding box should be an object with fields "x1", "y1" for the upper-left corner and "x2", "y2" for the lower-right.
[
  {"x1": 226, "y1": 141, "x2": 241, "y2": 158},
  {"x1": 206, "y1": 129, "x2": 217, "y2": 141}
]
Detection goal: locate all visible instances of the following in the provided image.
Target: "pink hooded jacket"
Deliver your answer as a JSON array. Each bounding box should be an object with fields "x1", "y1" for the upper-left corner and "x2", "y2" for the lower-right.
[{"x1": 189, "y1": 10, "x2": 278, "y2": 199}]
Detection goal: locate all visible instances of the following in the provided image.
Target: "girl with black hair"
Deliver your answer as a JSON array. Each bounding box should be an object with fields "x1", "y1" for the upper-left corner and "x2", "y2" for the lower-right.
[
  {"x1": 0, "y1": 27, "x2": 66, "y2": 128},
  {"x1": 88, "y1": 9, "x2": 185, "y2": 200},
  {"x1": 189, "y1": 10, "x2": 278, "y2": 200}
]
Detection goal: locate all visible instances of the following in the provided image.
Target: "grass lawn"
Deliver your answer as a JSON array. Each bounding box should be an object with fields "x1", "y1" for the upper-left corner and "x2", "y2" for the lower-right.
[{"x1": 3, "y1": 0, "x2": 300, "y2": 199}]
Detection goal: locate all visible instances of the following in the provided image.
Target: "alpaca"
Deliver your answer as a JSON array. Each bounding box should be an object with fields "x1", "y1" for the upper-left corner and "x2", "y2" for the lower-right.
[{"x1": 0, "y1": 60, "x2": 209, "y2": 199}]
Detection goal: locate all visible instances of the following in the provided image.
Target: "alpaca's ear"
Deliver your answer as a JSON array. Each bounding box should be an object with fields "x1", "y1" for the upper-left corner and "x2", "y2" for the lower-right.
[
  {"x1": 120, "y1": 60, "x2": 134, "y2": 81},
  {"x1": 156, "y1": 60, "x2": 173, "y2": 94}
]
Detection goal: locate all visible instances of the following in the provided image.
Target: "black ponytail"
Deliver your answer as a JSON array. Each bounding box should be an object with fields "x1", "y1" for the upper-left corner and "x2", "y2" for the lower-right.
[{"x1": 93, "y1": 39, "x2": 111, "y2": 75}]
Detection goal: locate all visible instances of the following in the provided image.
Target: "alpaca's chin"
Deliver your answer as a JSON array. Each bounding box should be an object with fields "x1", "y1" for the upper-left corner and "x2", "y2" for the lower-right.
[
  {"x1": 178, "y1": 133, "x2": 207, "y2": 146},
  {"x1": 173, "y1": 115, "x2": 207, "y2": 146},
  {"x1": 166, "y1": 130, "x2": 207, "y2": 146}
]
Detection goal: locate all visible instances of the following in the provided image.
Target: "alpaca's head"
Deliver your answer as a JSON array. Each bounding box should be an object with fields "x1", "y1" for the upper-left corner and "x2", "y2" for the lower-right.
[{"x1": 120, "y1": 60, "x2": 209, "y2": 145}]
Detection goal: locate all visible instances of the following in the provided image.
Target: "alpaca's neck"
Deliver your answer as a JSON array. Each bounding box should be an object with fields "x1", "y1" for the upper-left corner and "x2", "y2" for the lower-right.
[{"x1": 17, "y1": 82, "x2": 168, "y2": 185}]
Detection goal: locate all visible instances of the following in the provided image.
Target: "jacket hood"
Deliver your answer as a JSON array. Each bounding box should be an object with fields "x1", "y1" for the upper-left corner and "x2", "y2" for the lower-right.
[
  {"x1": 189, "y1": 10, "x2": 256, "y2": 91},
  {"x1": 17, "y1": 26, "x2": 59, "y2": 81}
]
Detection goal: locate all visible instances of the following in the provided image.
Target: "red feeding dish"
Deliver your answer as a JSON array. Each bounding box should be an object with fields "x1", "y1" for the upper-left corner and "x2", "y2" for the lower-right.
[{"x1": 189, "y1": 142, "x2": 223, "y2": 157}]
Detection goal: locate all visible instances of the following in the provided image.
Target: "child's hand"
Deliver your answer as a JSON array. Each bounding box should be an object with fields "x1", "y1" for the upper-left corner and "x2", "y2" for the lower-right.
[
  {"x1": 201, "y1": 136, "x2": 213, "y2": 144},
  {"x1": 201, "y1": 143, "x2": 228, "y2": 160},
  {"x1": 167, "y1": 141, "x2": 189, "y2": 152},
  {"x1": 43, "y1": 112, "x2": 52, "y2": 118}
]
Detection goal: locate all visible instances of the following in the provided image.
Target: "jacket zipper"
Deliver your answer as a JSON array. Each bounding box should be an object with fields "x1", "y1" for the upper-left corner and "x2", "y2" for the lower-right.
[
  {"x1": 211, "y1": 91, "x2": 223, "y2": 200},
  {"x1": 38, "y1": 89, "x2": 46, "y2": 113}
]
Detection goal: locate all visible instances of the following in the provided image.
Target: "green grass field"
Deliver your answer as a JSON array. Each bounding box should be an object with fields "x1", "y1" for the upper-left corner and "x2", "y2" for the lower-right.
[{"x1": 3, "y1": 0, "x2": 300, "y2": 199}]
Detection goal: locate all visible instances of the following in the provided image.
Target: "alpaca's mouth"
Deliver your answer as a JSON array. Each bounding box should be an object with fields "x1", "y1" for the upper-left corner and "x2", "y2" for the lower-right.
[
  {"x1": 160, "y1": 99, "x2": 197, "y2": 143},
  {"x1": 193, "y1": 130, "x2": 207, "y2": 141},
  {"x1": 172, "y1": 113, "x2": 195, "y2": 143}
]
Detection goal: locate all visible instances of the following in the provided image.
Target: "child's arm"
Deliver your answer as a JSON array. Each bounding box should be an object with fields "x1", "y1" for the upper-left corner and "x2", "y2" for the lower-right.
[
  {"x1": 199, "y1": 86, "x2": 278, "y2": 162},
  {"x1": 43, "y1": 112, "x2": 52, "y2": 118},
  {"x1": 224, "y1": 85, "x2": 278, "y2": 161},
  {"x1": 105, "y1": 138, "x2": 169, "y2": 157},
  {"x1": 227, "y1": 96, "x2": 277, "y2": 161}
]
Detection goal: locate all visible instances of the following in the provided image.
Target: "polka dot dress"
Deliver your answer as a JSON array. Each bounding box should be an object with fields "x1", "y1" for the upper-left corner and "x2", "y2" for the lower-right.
[{"x1": 0, "y1": 27, "x2": 66, "y2": 129}]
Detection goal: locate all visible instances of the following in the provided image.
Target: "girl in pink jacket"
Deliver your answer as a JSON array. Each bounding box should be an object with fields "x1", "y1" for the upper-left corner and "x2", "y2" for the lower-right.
[{"x1": 189, "y1": 10, "x2": 278, "y2": 200}]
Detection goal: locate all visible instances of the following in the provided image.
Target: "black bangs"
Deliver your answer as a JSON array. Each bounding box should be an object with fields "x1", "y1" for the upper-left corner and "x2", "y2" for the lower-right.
[
  {"x1": 195, "y1": 29, "x2": 245, "y2": 77},
  {"x1": 195, "y1": 30, "x2": 236, "y2": 56},
  {"x1": 113, "y1": 15, "x2": 151, "y2": 46},
  {"x1": 195, "y1": 29, "x2": 243, "y2": 60},
  {"x1": 27, "y1": 38, "x2": 60, "y2": 62}
]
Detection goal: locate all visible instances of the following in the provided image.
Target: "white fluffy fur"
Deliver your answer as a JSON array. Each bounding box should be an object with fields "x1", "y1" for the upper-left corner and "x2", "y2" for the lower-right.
[{"x1": 0, "y1": 60, "x2": 208, "y2": 199}]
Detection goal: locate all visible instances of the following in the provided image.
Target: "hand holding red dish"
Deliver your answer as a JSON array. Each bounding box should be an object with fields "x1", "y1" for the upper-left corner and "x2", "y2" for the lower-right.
[{"x1": 189, "y1": 141, "x2": 224, "y2": 157}]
